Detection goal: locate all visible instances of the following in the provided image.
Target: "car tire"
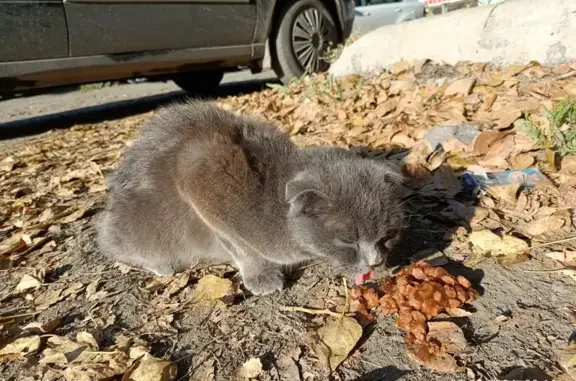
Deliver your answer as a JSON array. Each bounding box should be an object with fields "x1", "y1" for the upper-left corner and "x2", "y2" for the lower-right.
[
  {"x1": 271, "y1": 0, "x2": 340, "y2": 85},
  {"x1": 172, "y1": 70, "x2": 224, "y2": 94}
]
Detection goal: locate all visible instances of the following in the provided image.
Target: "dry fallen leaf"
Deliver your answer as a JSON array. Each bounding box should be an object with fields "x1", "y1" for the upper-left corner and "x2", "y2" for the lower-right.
[
  {"x1": 35, "y1": 288, "x2": 65, "y2": 309},
  {"x1": 444, "y1": 79, "x2": 475, "y2": 97},
  {"x1": 558, "y1": 343, "x2": 576, "y2": 380},
  {"x1": 546, "y1": 250, "x2": 576, "y2": 265},
  {"x1": 0, "y1": 336, "x2": 41, "y2": 362},
  {"x1": 468, "y1": 230, "x2": 529, "y2": 259},
  {"x1": 406, "y1": 345, "x2": 461, "y2": 373},
  {"x1": 163, "y1": 272, "x2": 190, "y2": 297},
  {"x1": 486, "y1": 183, "x2": 520, "y2": 206},
  {"x1": 522, "y1": 214, "x2": 566, "y2": 237},
  {"x1": 15, "y1": 271, "x2": 44, "y2": 292},
  {"x1": 427, "y1": 321, "x2": 467, "y2": 354},
  {"x1": 76, "y1": 331, "x2": 99, "y2": 349},
  {"x1": 238, "y1": 357, "x2": 263, "y2": 379},
  {"x1": 23, "y1": 317, "x2": 62, "y2": 334},
  {"x1": 193, "y1": 275, "x2": 237, "y2": 304},
  {"x1": 62, "y1": 364, "x2": 123, "y2": 381},
  {"x1": 60, "y1": 208, "x2": 88, "y2": 224},
  {"x1": 122, "y1": 357, "x2": 177, "y2": 381},
  {"x1": 446, "y1": 308, "x2": 472, "y2": 317},
  {"x1": 309, "y1": 316, "x2": 362, "y2": 372},
  {"x1": 473, "y1": 130, "x2": 506, "y2": 155},
  {"x1": 511, "y1": 153, "x2": 535, "y2": 169}
]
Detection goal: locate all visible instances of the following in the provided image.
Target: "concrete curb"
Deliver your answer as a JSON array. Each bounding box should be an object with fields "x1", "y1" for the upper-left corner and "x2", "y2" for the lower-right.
[{"x1": 329, "y1": 0, "x2": 576, "y2": 77}]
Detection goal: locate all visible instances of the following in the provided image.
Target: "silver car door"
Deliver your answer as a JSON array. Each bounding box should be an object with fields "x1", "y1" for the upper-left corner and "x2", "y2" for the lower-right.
[{"x1": 354, "y1": 0, "x2": 410, "y2": 35}]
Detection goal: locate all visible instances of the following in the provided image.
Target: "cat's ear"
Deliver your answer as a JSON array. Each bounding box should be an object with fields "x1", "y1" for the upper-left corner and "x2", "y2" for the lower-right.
[{"x1": 285, "y1": 173, "x2": 329, "y2": 215}]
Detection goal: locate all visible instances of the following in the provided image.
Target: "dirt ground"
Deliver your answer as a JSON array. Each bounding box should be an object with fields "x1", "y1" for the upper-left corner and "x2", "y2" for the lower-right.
[{"x1": 1, "y1": 61, "x2": 576, "y2": 381}]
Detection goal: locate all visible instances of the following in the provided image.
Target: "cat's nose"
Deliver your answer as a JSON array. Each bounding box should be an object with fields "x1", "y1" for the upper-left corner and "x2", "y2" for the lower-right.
[
  {"x1": 363, "y1": 248, "x2": 383, "y2": 267},
  {"x1": 367, "y1": 254, "x2": 384, "y2": 267}
]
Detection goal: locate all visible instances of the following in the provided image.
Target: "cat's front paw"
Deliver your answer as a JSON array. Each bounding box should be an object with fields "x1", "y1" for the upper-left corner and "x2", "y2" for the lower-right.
[{"x1": 243, "y1": 268, "x2": 285, "y2": 295}]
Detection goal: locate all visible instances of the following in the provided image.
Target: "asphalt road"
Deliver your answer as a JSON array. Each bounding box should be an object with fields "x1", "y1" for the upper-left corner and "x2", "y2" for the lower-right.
[{"x1": 0, "y1": 70, "x2": 278, "y2": 140}]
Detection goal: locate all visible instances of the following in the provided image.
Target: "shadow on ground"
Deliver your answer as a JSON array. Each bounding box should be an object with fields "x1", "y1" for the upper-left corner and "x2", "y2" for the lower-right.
[{"x1": 0, "y1": 77, "x2": 280, "y2": 140}]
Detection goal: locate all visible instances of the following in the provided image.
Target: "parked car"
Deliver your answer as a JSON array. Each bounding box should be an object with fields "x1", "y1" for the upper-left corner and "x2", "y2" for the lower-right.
[
  {"x1": 0, "y1": 0, "x2": 355, "y2": 96},
  {"x1": 352, "y1": 0, "x2": 425, "y2": 36}
]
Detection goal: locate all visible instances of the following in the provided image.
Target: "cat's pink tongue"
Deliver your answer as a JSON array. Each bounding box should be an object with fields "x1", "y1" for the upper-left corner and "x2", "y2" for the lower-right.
[{"x1": 355, "y1": 270, "x2": 374, "y2": 285}]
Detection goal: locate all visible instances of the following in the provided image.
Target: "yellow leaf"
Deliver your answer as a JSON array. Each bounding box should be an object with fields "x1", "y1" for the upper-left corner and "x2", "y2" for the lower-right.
[
  {"x1": 469, "y1": 230, "x2": 529, "y2": 258},
  {"x1": 558, "y1": 344, "x2": 576, "y2": 380},
  {"x1": 522, "y1": 215, "x2": 565, "y2": 237},
  {"x1": 15, "y1": 272, "x2": 44, "y2": 292},
  {"x1": 193, "y1": 275, "x2": 236, "y2": 303},
  {"x1": 121, "y1": 358, "x2": 177, "y2": 381},
  {"x1": 238, "y1": 357, "x2": 263, "y2": 379},
  {"x1": 0, "y1": 336, "x2": 41, "y2": 362},
  {"x1": 309, "y1": 316, "x2": 362, "y2": 372}
]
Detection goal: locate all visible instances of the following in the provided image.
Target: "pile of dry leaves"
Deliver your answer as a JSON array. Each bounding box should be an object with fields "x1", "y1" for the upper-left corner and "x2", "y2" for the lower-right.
[{"x1": 2, "y1": 59, "x2": 576, "y2": 380}]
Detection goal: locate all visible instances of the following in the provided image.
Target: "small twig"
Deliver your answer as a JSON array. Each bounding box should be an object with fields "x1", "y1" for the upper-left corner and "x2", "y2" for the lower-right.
[
  {"x1": 0, "y1": 311, "x2": 41, "y2": 322},
  {"x1": 340, "y1": 277, "x2": 349, "y2": 320},
  {"x1": 279, "y1": 305, "x2": 351, "y2": 318},
  {"x1": 523, "y1": 266, "x2": 576, "y2": 273},
  {"x1": 559, "y1": 71, "x2": 576, "y2": 80},
  {"x1": 529, "y1": 235, "x2": 576, "y2": 250}
]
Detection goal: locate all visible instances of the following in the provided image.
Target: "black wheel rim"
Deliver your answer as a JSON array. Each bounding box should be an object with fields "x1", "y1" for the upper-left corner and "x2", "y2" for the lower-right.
[{"x1": 291, "y1": 8, "x2": 336, "y2": 74}]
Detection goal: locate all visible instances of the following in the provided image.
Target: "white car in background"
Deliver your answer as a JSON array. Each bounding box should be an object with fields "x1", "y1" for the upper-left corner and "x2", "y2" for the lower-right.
[{"x1": 352, "y1": 0, "x2": 426, "y2": 36}]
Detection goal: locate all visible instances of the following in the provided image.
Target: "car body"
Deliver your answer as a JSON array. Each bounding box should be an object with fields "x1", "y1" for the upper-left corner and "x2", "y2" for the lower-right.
[
  {"x1": 352, "y1": 0, "x2": 425, "y2": 36},
  {"x1": 0, "y1": 0, "x2": 355, "y2": 96}
]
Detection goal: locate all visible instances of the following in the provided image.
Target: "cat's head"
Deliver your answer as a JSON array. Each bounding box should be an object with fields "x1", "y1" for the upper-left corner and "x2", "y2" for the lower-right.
[{"x1": 285, "y1": 158, "x2": 406, "y2": 279}]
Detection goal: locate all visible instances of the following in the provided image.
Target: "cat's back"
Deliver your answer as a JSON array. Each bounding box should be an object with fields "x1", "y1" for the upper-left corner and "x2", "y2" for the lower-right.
[{"x1": 109, "y1": 101, "x2": 293, "y2": 193}]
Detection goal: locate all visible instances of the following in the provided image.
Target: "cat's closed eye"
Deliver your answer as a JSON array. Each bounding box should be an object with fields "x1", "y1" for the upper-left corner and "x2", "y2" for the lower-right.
[{"x1": 334, "y1": 238, "x2": 358, "y2": 248}]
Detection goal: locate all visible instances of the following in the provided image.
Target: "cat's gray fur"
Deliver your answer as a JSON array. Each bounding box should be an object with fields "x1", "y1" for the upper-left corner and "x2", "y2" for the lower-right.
[{"x1": 97, "y1": 101, "x2": 405, "y2": 295}]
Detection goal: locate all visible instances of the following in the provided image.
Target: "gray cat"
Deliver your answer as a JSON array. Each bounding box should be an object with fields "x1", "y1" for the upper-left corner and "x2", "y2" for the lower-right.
[{"x1": 97, "y1": 101, "x2": 405, "y2": 295}]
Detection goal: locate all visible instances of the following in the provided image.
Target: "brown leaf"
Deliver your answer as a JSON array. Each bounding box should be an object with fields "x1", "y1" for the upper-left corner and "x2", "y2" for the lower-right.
[
  {"x1": 406, "y1": 346, "x2": 460, "y2": 373},
  {"x1": 483, "y1": 134, "x2": 515, "y2": 162},
  {"x1": 390, "y1": 60, "x2": 413, "y2": 75},
  {"x1": 493, "y1": 107, "x2": 522, "y2": 130},
  {"x1": 546, "y1": 250, "x2": 576, "y2": 265},
  {"x1": 389, "y1": 80, "x2": 416, "y2": 95},
  {"x1": 522, "y1": 214, "x2": 566, "y2": 237},
  {"x1": 62, "y1": 365, "x2": 123, "y2": 381},
  {"x1": 511, "y1": 153, "x2": 535, "y2": 169},
  {"x1": 163, "y1": 272, "x2": 190, "y2": 297},
  {"x1": 374, "y1": 98, "x2": 398, "y2": 117},
  {"x1": 427, "y1": 321, "x2": 468, "y2": 354},
  {"x1": 561, "y1": 155, "x2": 576, "y2": 175},
  {"x1": 486, "y1": 183, "x2": 520, "y2": 206},
  {"x1": 0, "y1": 336, "x2": 41, "y2": 362},
  {"x1": 309, "y1": 316, "x2": 362, "y2": 372},
  {"x1": 121, "y1": 357, "x2": 177, "y2": 381},
  {"x1": 444, "y1": 79, "x2": 475, "y2": 97},
  {"x1": 35, "y1": 288, "x2": 64, "y2": 308},
  {"x1": 473, "y1": 130, "x2": 507, "y2": 155},
  {"x1": 23, "y1": 317, "x2": 62, "y2": 334}
]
